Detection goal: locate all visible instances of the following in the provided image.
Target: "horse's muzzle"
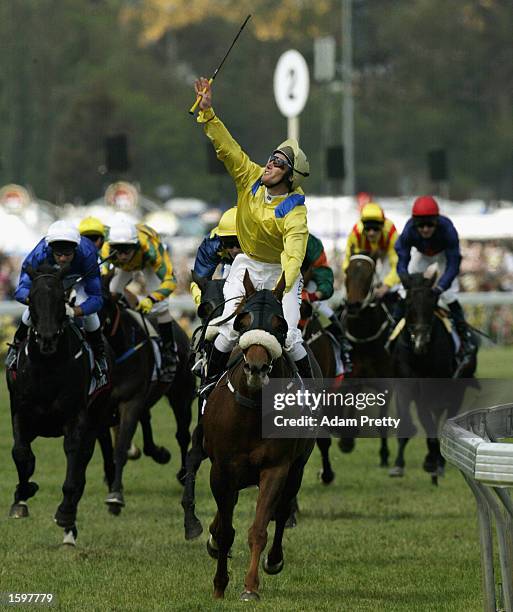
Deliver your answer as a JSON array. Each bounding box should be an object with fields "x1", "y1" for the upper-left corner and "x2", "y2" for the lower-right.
[{"x1": 346, "y1": 302, "x2": 363, "y2": 317}]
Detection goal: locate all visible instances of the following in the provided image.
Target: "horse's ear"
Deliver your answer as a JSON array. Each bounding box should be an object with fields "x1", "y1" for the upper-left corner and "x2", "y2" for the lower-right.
[
  {"x1": 191, "y1": 270, "x2": 208, "y2": 292},
  {"x1": 25, "y1": 265, "x2": 36, "y2": 279},
  {"x1": 423, "y1": 263, "x2": 439, "y2": 286},
  {"x1": 273, "y1": 272, "x2": 286, "y2": 303},
  {"x1": 243, "y1": 269, "x2": 256, "y2": 297}
]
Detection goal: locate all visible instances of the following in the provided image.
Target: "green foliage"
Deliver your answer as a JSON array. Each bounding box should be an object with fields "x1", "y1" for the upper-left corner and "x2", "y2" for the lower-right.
[{"x1": 0, "y1": 0, "x2": 511, "y2": 202}]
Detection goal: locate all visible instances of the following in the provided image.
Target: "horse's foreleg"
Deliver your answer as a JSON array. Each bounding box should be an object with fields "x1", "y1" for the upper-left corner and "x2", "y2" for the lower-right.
[
  {"x1": 390, "y1": 438, "x2": 409, "y2": 477},
  {"x1": 140, "y1": 408, "x2": 171, "y2": 465},
  {"x1": 55, "y1": 417, "x2": 96, "y2": 529},
  {"x1": 10, "y1": 417, "x2": 38, "y2": 518},
  {"x1": 266, "y1": 461, "x2": 307, "y2": 575},
  {"x1": 379, "y1": 398, "x2": 390, "y2": 467},
  {"x1": 182, "y1": 422, "x2": 206, "y2": 540},
  {"x1": 106, "y1": 397, "x2": 143, "y2": 511},
  {"x1": 97, "y1": 427, "x2": 115, "y2": 490},
  {"x1": 167, "y1": 386, "x2": 193, "y2": 484},
  {"x1": 209, "y1": 463, "x2": 237, "y2": 599},
  {"x1": 316, "y1": 437, "x2": 335, "y2": 484},
  {"x1": 243, "y1": 466, "x2": 288, "y2": 600}
]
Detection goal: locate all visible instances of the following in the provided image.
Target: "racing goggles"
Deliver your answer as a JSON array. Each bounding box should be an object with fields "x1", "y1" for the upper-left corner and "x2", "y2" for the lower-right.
[
  {"x1": 221, "y1": 236, "x2": 240, "y2": 249},
  {"x1": 414, "y1": 217, "x2": 437, "y2": 228},
  {"x1": 112, "y1": 243, "x2": 136, "y2": 254},
  {"x1": 51, "y1": 242, "x2": 77, "y2": 256},
  {"x1": 267, "y1": 154, "x2": 292, "y2": 170},
  {"x1": 363, "y1": 221, "x2": 384, "y2": 232}
]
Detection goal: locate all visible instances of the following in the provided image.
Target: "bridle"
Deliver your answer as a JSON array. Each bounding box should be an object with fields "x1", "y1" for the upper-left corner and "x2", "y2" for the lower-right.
[
  {"x1": 342, "y1": 254, "x2": 394, "y2": 344},
  {"x1": 344, "y1": 254, "x2": 379, "y2": 315},
  {"x1": 29, "y1": 273, "x2": 68, "y2": 344}
]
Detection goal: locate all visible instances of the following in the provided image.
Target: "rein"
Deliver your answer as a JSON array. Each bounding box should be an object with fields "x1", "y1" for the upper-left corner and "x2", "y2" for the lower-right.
[
  {"x1": 345, "y1": 254, "x2": 379, "y2": 313},
  {"x1": 342, "y1": 301, "x2": 394, "y2": 344}
]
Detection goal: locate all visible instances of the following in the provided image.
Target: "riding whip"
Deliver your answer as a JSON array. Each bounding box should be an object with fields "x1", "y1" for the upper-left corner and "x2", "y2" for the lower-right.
[{"x1": 188, "y1": 14, "x2": 251, "y2": 115}]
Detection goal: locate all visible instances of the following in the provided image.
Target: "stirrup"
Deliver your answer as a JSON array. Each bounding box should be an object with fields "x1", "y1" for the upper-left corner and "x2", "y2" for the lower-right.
[{"x1": 5, "y1": 344, "x2": 18, "y2": 370}]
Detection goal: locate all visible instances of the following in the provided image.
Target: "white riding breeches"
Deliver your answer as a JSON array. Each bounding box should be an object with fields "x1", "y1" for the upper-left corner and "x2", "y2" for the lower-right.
[
  {"x1": 110, "y1": 268, "x2": 172, "y2": 323},
  {"x1": 304, "y1": 280, "x2": 334, "y2": 319},
  {"x1": 214, "y1": 254, "x2": 306, "y2": 361},
  {"x1": 22, "y1": 282, "x2": 101, "y2": 332},
  {"x1": 401, "y1": 248, "x2": 459, "y2": 306}
]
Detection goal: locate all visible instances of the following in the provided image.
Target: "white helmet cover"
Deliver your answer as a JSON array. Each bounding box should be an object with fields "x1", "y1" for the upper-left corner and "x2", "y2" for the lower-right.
[
  {"x1": 109, "y1": 220, "x2": 138, "y2": 245},
  {"x1": 45, "y1": 220, "x2": 80, "y2": 245}
]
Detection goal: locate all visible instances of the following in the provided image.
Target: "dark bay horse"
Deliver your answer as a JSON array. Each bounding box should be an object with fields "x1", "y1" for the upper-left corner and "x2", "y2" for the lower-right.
[
  {"x1": 339, "y1": 253, "x2": 394, "y2": 465},
  {"x1": 6, "y1": 264, "x2": 110, "y2": 545},
  {"x1": 203, "y1": 271, "x2": 314, "y2": 600},
  {"x1": 98, "y1": 290, "x2": 195, "y2": 513},
  {"x1": 390, "y1": 268, "x2": 478, "y2": 483}
]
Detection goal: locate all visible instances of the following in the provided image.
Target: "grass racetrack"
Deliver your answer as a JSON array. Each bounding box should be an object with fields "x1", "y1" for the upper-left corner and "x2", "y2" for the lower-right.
[{"x1": 1, "y1": 346, "x2": 511, "y2": 611}]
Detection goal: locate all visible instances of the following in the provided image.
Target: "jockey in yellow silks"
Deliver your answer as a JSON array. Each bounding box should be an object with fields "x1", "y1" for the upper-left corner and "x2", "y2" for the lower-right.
[
  {"x1": 102, "y1": 220, "x2": 178, "y2": 383},
  {"x1": 194, "y1": 76, "x2": 313, "y2": 382},
  {"x1": 343, "y1": 202, "x2": 400, "y2": 299}
]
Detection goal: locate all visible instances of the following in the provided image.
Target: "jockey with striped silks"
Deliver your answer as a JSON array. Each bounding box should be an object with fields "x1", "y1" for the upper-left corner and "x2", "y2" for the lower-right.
[
  {"x1": 343, "y1": 202, "x2": 401, "y2": 301},
  {"x1": 102, "y1": 219, "x2": 179, "y2": 383},
  {"x1": 302, "y1": 234, "x2": 353, "y2": 372}
]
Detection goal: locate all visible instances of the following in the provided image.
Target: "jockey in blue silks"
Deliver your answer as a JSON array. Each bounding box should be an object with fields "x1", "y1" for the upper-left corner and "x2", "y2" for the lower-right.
[
  {"x1": 7, "y1": 220, "x2": 108, "y2": 385},
  {"x1": 190, "y1": 207, "x2": 241, "y2": 308},
  {"x1": 395, "y1": 195, "x2": 475, "y2": 359}
]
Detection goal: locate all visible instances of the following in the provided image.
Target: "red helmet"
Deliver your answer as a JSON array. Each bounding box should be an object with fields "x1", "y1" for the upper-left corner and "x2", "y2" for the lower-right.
[{"x1": 412, "y1": 195, "x2": 439, "y2": 217}]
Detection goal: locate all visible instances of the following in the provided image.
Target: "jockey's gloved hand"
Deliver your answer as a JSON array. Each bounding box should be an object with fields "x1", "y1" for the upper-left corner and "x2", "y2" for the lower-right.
[
  {"x1": 432, "y1": 286, "x2": 443, "y2": 299},
  {"x1": 307, "y1": 291, "x2": 319, "y2": 303},
  {"x1": 136, "y1": 296, "x2": 154, "y2": 314}
]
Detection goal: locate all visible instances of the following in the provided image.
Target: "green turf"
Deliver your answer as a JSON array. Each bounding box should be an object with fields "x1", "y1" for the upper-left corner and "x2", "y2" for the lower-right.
[{"x1": 0, "y1": 347, "x2": 510, "y2": 611}]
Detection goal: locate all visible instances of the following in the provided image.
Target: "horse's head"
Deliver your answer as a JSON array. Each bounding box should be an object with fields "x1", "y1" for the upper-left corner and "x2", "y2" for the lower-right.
[
  {"x1": 403, "y1": 265, "x2": 439, "y2": 355},
  {"x1": 192, "y1": 271, "x2": 226, "y2": 324},
  {"x1": 27, "y1": 263, "x2": 68, "y2": 355},
  {"x1": 345, "y1": 252, "x2": 377, "y2": 316},
  {"x1": 234, "y1": 270, "x2": 288, "y2": 391}
]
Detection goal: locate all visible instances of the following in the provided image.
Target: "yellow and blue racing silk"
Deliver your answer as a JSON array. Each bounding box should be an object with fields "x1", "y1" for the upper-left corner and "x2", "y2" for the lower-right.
[{"x1": 198, "y1": 108, "x2": 308, "y2": 292}]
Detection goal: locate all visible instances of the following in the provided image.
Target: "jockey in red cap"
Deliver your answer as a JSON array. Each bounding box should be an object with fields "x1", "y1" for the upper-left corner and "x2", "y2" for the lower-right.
[{"x1": 395, "y1": 195, "x2": 475, "y2": 361}]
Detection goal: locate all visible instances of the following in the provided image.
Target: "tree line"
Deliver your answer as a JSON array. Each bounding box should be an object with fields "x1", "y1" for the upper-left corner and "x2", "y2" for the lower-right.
[{"x1": 0, "y1": 0, "x2": 511, "y2": 205}]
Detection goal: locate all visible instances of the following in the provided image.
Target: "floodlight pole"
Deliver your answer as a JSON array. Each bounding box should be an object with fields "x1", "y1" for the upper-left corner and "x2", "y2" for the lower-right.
[{"x1": 342, "y1": 0, "x2": 355, "y2": 195}]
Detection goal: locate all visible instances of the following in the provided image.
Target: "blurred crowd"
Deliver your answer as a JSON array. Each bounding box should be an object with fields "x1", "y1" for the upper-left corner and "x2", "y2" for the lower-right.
[{"x1": 2, "y1": 237, "x2": 513, "y2": 344}]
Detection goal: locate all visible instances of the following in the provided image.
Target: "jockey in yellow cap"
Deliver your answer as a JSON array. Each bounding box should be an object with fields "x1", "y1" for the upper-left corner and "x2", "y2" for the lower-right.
[
  {"x1": 79, "y1": 216, "x2": 107, "y2": 252},
  {"x1": 343, "y1": 202, "x2": 400, "y2": 299},
  {"x1": 194, "y1": 76, "x2": 312, "y2": 383},
  {"x1": 190, "y1": 206, "x2": 242, "y2": 307}
]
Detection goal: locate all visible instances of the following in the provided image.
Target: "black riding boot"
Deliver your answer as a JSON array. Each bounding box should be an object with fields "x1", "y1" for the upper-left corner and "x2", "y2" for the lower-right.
[
  {"x1": 5, "y1": 321, "x2": 29, "y2": 370},
  {"x1": 448, "y1": 301, "x2": 475, "y2": 360},
  {"x1": 295, "y1": 354, "x2": 314, "y2": 379},
  {"x1": 327, "y1": 314, "x2": 353, "y2": 374},
  {"x1": 158, "y1": 321, "x2": 179, "y2": 384},
  {"x1": 199, "y1": 345, "x2": 231, "y2": 409},
  {"x1": 392, "y1": 297, "x2": 406, "y2": 324},
  {"x1": 86, "y1": 328, "x2": 109, "y2": 387}
]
